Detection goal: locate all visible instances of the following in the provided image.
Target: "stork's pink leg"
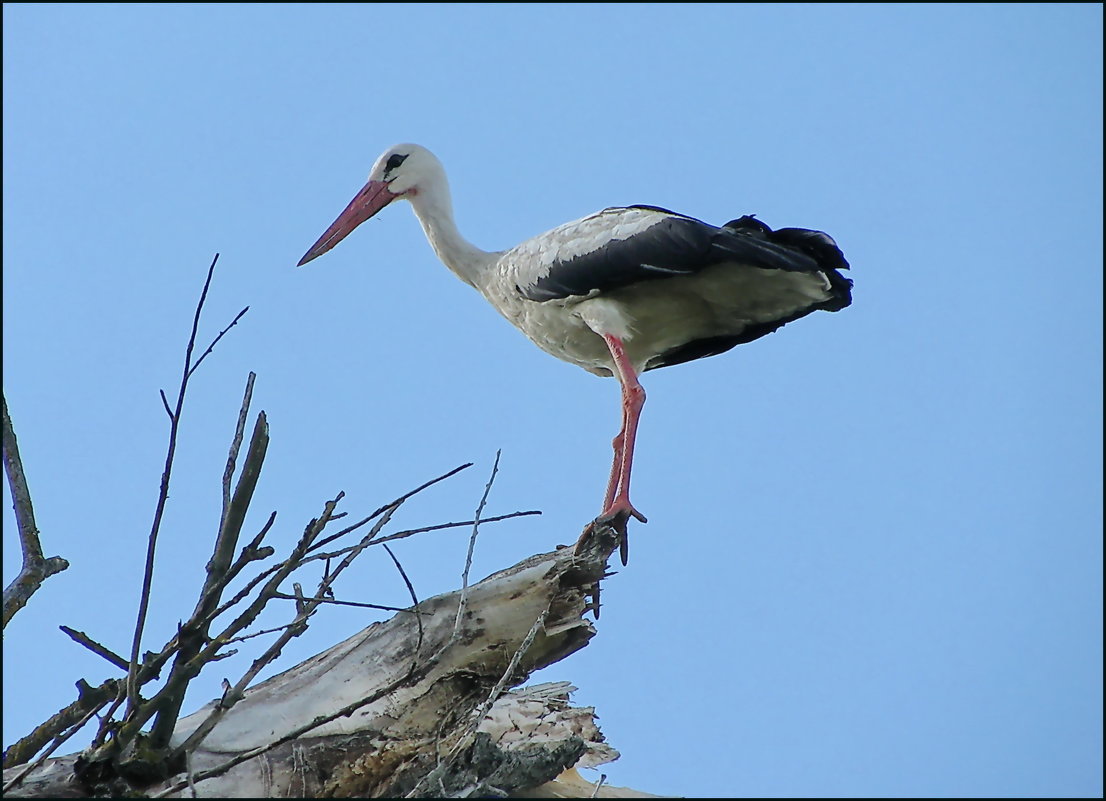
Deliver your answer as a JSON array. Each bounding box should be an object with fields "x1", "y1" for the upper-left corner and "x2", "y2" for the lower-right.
[
  {"x1": 599, "y1": 333, "x2": 648, "y2": 527},
  {"x1": 602, "y1": 433, "x2": 622, "y2": 513},
  {"x1": 575, "y1": 334, "x2": 648, "y2": 569}
]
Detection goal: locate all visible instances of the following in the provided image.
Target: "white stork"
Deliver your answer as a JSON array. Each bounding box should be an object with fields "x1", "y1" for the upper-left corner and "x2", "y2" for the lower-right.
[{"x1": 298, "y1": 144, "x2": 851, "y2": 564}]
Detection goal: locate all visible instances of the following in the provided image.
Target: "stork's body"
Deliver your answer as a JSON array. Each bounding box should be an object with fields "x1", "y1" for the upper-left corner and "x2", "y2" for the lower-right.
[{"x1": 299, "y1": 144, "x2": 852, "y2": 563}]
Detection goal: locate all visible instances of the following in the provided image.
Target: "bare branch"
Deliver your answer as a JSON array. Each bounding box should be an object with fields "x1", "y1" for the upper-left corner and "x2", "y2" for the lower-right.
[
  {"x1": 187, "y1": 306, "x2": 250, "y2": 380},
  {"x1": 2, "y1": 393, "x2": 69, "y2": 628},
  {"x1": 195, "y1": 494, "x2": 405, "y2": 741},
  {"x1": 204, "y1": 503, "x2": 345, "y2": 629},
  {"x1": 58, "y1": 626, "x2": 129, "y2": 672},
  {"x1": 291, "y1": 583, "x2": 307, "y2": 615},
  {"x1": 2, "y1": 694, "x2": 109, "y2": 793},
  {"x1": 383, "y1": 543, "x2": 424, "y2": 654},
  {"x1": 154, "y1": 464, "x2": 488, "y2": 753},
  {"x1": 90, "y1": 689, "x2": 128, "y2": 750},
  {"x1": 148, "y1": 408, "x2": 270, "y2": 748},
  {"x1": 220, "y1": 511, "x2": 278, "y2": 588},
  {"x1": 207, "y1": 411, "x2": 270, "y2": 597},
  {"x1": 271, "y1": 592, "x2": 424, "y2": 614},
  {"x1": 307, "y1": 462, "x2": 474, "y2": 554},
  {"x1": 303, "y1": 510, "x2": 541, "y2": 566},
  {"x1": 384, "y1": 510, "x2": 542, "y2": 540},
  {"x1": 221, "y1": 373, "x2": 256, "y2": 523},
  {"x1": 158, "y1": 546, "x2": 486, "y2": 798},
  {"x1": 161, "y1": 494, "x2": 354, "y2": 756},
  {"x1": 126, "y1": 253, "x2": 224, "y2": 718},
  {"x1": 221, "y1": 622, "x2": 307, "y2": 646},
  {"x1": 454, "y1": 450, "x2": 502, "y2": 637},
  {"x1": 159, "y1": 389, "x2": 173, "y2": 420},
  {"x1": 2, "y1": 679, "x2": 121, "y2": 769},
  {"x1": 170, "y1": 463, "x2": 522, "y2": 784}
]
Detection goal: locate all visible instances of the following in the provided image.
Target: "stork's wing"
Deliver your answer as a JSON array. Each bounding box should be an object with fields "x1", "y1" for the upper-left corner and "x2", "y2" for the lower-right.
[{"x1": 517, "y1": 206, "x2": 850, "y2": 303}]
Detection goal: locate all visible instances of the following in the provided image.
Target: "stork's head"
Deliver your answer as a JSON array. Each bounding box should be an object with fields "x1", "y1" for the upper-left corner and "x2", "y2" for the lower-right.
[{"x1": 297, "y1": 143, "x2": 443, "y2": 266}]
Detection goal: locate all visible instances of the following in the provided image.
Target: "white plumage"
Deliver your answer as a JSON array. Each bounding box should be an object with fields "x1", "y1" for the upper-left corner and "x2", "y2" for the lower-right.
[{"x1": 299, "y1": 143, "x2": 852, "y2": 563}]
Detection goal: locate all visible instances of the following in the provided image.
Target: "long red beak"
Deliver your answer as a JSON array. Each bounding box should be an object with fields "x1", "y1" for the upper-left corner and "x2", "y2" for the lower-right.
[{"x1": 297, "y1": 180, "x2": 399, "y2": 266}]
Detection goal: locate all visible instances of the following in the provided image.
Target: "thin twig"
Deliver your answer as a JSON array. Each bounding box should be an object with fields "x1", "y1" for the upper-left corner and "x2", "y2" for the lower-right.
[
  {"x1": 203, "y1": 504, "x2": 333, "y2": 628},
  {"x1": 271, "y1": 593, "x2": 425, "y2": 614},
  {"x1": 159, "y1": 389, "x2": 173, "y2": 420},
  {"x1": 159, "y1": 516, "x2": 277, "y2": 661},
  {"x1": 91, "y1": 688, "x2": 127, "y2": 750},
  {"x1": 221, "y1": 622, "x2": 308, "y2": 646},
  {"x1": 379, "y1": 510, "x2": 541, "y2": 542},
  {"x1": 590, "y1": 773, "x2": 607, "y2": 798},
  {"x1": 307, "y1": 462, "x2": 474, "y2": 554},
  {"x1": 126, "y1": 253, "x2": 221, "y2": 717},
  {"x1": 187, "y1": 306, "x2": 249, "y2": 379},
  {"x1": 301, "y1": 510, "x2": 541, "y2": 567},
  {"x1": 200, "y1": 464, "x2": 504, "y2": 644},
  {"x1": 204, "y1": 501, "x2": 371, "y2": 627},
  {"x1": 220, "y1": 511, "x2": 278, "y2": 589},
  {"x1": 454, "y1": 451, "x2": 501, "y2": 638},
  {"x1": 383, "y1": 543, "x2": 424, "y2": 655}
]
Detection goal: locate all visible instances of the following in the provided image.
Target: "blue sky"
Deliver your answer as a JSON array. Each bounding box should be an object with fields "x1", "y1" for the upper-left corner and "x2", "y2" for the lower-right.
[{"x1": 3, "y1": 4, "x2": 1101, "y2": 797}]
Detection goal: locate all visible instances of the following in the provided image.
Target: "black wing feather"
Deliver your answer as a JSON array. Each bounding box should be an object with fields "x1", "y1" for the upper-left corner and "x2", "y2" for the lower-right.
[
  {"x1": 644, "y1": 215, "x2": 853, "y2": 370},
  {"x1": 521, "y1": 209, "x2": 711, "y2": 302},
  {"x1": 521, "y1": 207, "x2": 849, "y2": 303}
]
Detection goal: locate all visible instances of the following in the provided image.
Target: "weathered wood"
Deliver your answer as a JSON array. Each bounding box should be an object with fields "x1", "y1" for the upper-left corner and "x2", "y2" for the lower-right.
[{"x1": 3, "y1": 524, "x2": 657, "y2": 798}]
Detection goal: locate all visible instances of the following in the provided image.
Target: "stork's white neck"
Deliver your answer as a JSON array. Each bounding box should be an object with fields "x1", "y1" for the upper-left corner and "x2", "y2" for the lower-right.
[{"x1": 405, "y1": 177, "x2": 496, "y2": 290}]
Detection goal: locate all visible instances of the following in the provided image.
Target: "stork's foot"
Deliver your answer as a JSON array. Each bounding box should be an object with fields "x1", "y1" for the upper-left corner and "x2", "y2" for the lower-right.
[
  {"x1": 600, "y1": 500, "x2": 647, "y2": 527},
  {"x1": 574, "y1": 502, "x2": 647, "y2": 567}
]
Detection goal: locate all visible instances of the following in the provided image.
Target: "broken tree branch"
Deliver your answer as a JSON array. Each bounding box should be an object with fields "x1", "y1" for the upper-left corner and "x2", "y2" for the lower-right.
[
  {"x1": 2, "y1": 679, "x2": 121, "y2": 770},
  {"x1": 220, "y1": 373, "x2": 256, "y2": 524},
  {"x1": 2, "y1": 393, "x2": 69, "y2": 628},
  {"x1": 148, "y1": 405, "x2": 270, "y2": 750},
  {"x1": 58, "y1": 627, "x2": 129, "y2": 673}
]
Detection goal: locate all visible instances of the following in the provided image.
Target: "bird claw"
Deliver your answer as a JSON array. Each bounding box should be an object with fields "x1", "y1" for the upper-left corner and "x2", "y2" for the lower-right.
[
  {"x1": 598, "y1": 503, "x2": 647, "y2": 527},
  {"x1": 575, "y1": 502, "x2": 647, "y2": 567}
]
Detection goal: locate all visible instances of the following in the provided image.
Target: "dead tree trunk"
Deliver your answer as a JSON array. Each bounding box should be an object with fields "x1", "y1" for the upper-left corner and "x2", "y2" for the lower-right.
[{"x1": 3, "y1": 525, "x2": 656, "y2": 798}]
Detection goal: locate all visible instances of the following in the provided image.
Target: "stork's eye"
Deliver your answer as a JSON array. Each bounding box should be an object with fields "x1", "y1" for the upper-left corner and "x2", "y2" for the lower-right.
[{"x1": 385, "y1": 153, "x2": 408, "y2": 173}]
